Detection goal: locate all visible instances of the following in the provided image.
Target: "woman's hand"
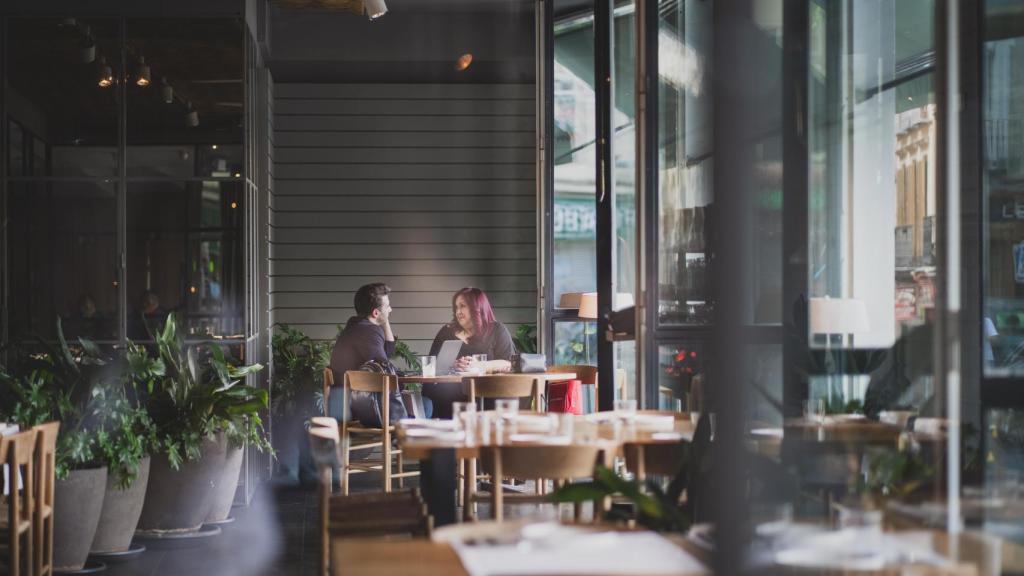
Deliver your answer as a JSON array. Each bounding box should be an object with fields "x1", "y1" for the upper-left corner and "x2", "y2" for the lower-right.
[{"x1": 454, "y1": 356, "x2": 474, "y2": 372}]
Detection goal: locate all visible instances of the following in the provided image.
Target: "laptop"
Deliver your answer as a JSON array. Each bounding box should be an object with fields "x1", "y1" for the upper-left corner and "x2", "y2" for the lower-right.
[{"x1": 434, "y1": 340, "x2": 464, "y2": 375}]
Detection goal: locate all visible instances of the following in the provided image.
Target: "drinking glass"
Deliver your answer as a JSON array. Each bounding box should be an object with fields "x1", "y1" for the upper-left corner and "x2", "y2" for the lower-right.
[
  {"x1": 615, "y1": 399, "x2": 638, "y2": 414},
  {"x1": 803, "y1": 398, "x2": 826, "y2": 425},
  {"x1": 495, "y1": 398, "x2": 519, "y2": 416},
  {"x1": 452, "y1": 401, "x2": 476, "y2": 431},
  {"x1": 471, "y1": 354, "x2": 488, "y2": 375},
  {"x1": 419, "y1": 355, "x2": 436, "y2": 378},
  {"x1": 551, "y1": 413, "x2": 574, "y2": 440},
  {"x1": 837, "y1": 506, "x2": 883, "y2": 551}
]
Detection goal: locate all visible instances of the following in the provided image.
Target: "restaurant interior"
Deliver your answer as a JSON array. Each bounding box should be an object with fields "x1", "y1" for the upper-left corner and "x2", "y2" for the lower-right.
[{"x1": 2, "y1": 0, "x2": 1024, "y2": 574}]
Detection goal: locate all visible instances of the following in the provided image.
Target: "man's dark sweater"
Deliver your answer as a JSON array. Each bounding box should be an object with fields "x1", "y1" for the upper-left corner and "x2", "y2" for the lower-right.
[{"x1": 329, "y1": 316, "x2": 395, "y2": 386}]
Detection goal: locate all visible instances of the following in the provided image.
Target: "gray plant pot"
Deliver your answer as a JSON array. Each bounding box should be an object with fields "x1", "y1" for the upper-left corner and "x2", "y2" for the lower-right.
[
  {"x1": 136, "y1": 434, "x2": 228, "y2": 533},
  {"x1": 205, "y1": 444, "x2": 243, "y2": 522},
  {"x1": 54, "y1": 467, "x2": 108, "y2": 571},
  {"x1": 90, "y1": 456, "x2": 151, "y2": 554}
]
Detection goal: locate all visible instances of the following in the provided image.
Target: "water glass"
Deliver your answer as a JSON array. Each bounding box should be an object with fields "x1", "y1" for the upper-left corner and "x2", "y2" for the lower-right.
[
  {"x1": 471, "y1": 354, "x2": 488, "y2": 375},
  {"x1": 476, "y1": 412, "x2": 492, "y2": 445},
  {"x1": 495, "y1": 398, "x2": 519, "y2": 416},
  {"x1": 452, "y1": 401, "x2": 476, "y2": 431},
  {"x1": 419, "y1": 355, "x2": 436, "y2": 378},
  {"x1": 803, "y1": 398, "x2": 826, "y2": 425},
  {"x1": 615, "y1": 398, "x2": 638, "y2": 414},
  {"x1": 837, "y1": 506, "x2": 883, "y2": 551},
  {"x1": 551, "y1": 413, "x2": 574, "y2": 440}
]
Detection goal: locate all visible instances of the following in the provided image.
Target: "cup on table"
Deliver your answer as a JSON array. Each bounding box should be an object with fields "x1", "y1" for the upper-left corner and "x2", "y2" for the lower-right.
[
  {"x1": 495, "y1": 398, "x2": 519, "y2": 417},
  {"x1": 452, "y1": 401, "x2": 476, "y2": 432},
  {"x1": 419, "y1": 355, "x2": 436, "y2": 378},
  {"x1": 471, "y1": 354, "x2": 488, "y2": 375},
  {"x1": 803, "y1": 398, "x2": 826, "y2": 425},
  {"x1": 837, "y1": 506, "x2": 883, "y2": 551},
  {"x1": 615, "y1": 398, "x2": 638, "y2": 414}
]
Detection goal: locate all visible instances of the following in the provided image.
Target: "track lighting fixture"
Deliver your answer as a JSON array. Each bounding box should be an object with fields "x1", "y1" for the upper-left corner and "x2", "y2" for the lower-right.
[
  {"x1": 97, "y1": 57, "x2": 114, "y2": 88},
  {"x1": 136, "y1": 55, "x2": 151, "y2": 87},
  {"x1": 185, "y1": 102, "x2": 199, "y2": 127},
  {"x1": 364, "y1": 0, "x2": 387, "y2": 20},
  {"x1": 161, "y1": 78, "x2": 173, "y2": 104}
]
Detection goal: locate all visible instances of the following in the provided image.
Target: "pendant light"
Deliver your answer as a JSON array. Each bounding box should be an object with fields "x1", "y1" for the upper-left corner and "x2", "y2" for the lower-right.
[
  {"x1": 97, "y1": 57, "x2": 114, "y2": 88},
  {"x1": 135, "y1": 55, "x2": 151, "y2": 87}
]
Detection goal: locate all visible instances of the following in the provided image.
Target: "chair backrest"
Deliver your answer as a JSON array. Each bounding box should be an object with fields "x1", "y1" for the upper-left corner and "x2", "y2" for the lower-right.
[
  {"x1": 624, "y1": 442, "x2": 687, "y2": 477},
  {"x1": 463, "y1": 375, "x2": 540, "y2": 402},
  {"x1": 479, "y1": 444, "x2": 602, "y2": 480},
  {"x1": 344, "y1": 370, "x2": 395, "y2": 393},
  {"x1": 548, "y1": 364, "x2": 597, "y2": 386},
  {"x1": 310, "y1": 416, "x2": 338, "y2": 429},
  {"x1": 33, "y1": 421, "x2": 59, "y2": 507},
  {"x1": 308, "y1": 425, "x2": 343, "y2": 472},
  {"x1": 3, "y1": 429, "x2": 37, "y2": 524},
  {"x1": 323, "y1": 368, "x2": 335, "y2": 416}
]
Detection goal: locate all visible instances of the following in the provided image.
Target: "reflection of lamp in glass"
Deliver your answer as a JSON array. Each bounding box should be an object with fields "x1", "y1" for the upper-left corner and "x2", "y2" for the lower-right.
[
  {"x1": 810, "y1": 296, "x2": 870, "y2": 407},
  {"x1": 185, "y1": 102, "x2": 199, "y2": 127},
  {"x1": 161, "y1": 78, "x2": 174, "y2": 104},
  {"x1": 364, "y1": 0, "x2": 387, "y2": 19},
  {"x1": 135, "y1": 55, "x2": 151, "y2": 87},
  {"x1": 97, "y1": 57, "x2": 114, "y2": 88}
]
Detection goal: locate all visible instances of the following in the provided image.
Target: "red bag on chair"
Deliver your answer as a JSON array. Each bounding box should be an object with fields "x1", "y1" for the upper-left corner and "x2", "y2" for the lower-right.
[{"x1": 547, "y1": 379, "x2": 582, "y2": 414}]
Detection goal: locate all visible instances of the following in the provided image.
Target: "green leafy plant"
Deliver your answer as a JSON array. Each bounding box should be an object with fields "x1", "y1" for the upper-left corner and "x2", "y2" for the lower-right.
[
  {"x1": 392, "y1": 339, "x2": 421, "y2": 373},
  {"x1": 856, "y1": 447, "x2": 933, "y2": 500},
  {"x1": 143, "y1": 313, "x2": 270, "y2": 469},
  {"x1": 550, "y1": 466, "x2": 689, "y2": 533},
  {"x1": 0, "y1": 320, "x2": 158, "y2": 488},
  {"x1": 271, "y1": 324, "x2": 331, "y2": 420},
  {"x1": 513, "y1": 323, "x2": 538, "y2": 354}
]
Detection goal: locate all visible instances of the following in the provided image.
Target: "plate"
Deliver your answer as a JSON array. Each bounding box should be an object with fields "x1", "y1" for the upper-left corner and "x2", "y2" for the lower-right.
[
  {"x1": 403, "y1": 428, "x2": 465, "y2": 442},
  {"x1": 509, "y1": 433, "x2": 570, "y2": 444},
  {"x1": 400, "y1": 418, "x2": 457, "y2": 430}
]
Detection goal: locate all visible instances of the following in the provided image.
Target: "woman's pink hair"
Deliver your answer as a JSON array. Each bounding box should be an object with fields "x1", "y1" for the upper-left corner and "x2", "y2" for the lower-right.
[{"x1": 452, "y1": 287, "x2": 497, "y2": 336}]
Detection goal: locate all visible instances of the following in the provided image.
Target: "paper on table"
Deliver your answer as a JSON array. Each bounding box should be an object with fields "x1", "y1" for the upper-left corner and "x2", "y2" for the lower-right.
[{"x1": 452, "y1": 529, "x2": 708, "y2": 576}]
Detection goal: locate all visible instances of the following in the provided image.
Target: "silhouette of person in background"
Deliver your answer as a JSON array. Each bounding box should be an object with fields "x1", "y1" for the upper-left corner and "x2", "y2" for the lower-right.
[{"x1": 129, "y1": 290, "x2": 168, "y2": 340}]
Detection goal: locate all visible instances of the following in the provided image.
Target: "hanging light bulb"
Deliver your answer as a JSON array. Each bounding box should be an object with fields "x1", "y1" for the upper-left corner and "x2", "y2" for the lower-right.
[
  {"x1": 185, "y1": 102, "x2": 199, "y2": 127},
  {"x1": 364, "y1": 0, "x2": 387, "y2": 19},
  {"x1": 135, "y1": 55, "x2": 151, "y2": 87},
  {"x1": 161, "y1": 78, "x2": 174, "y2": 103},
  {"x1": 97, "y1": 57, "x2": 114, "y2": 88}
]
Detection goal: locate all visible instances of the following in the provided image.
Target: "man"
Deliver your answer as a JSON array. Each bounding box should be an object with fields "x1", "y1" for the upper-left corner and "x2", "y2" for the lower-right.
[{"x1": 328, "y1": 282, "x2": 394, "y2": 421}]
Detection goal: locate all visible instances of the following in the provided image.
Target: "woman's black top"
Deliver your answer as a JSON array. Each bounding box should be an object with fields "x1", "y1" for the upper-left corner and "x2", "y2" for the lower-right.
[{"x1": 428, "y1": 321, "x2": 516, "y2": 362}]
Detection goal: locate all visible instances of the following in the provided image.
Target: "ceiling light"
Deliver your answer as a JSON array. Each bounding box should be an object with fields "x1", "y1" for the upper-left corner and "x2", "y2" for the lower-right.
[
  {"x1": 97, "y1": 57, "x2": 113, "y2": 88},
  {"x1": 364, "y1": 0, "x2": 387, "y2": 20},
  {"x1": 456, "y1": 53, "x2": 473, "y2": 71},
  {"x1": 185, "y1": 102, "x2": 199, "y2": 127},
  {"x1": 161, "y1": 78, "x2": 174, "y2": 103},
  {"x1": 136, "y1": 55, "x2": 151, "y2": 87}
]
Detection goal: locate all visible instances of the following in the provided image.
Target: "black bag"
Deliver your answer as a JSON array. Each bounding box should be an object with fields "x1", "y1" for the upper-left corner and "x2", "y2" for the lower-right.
[
  {"x1": 513, "y1": 353, "x2": 547, "y2": 374},
  {"x1": 348, "y1": 359, "x2": 409, "y2": 428}
]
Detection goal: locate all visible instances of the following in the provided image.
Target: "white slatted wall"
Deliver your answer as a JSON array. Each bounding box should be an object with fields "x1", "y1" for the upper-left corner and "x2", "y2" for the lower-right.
[{"x1": 271, "y1": 83, "x2": 537, "y2": 353}]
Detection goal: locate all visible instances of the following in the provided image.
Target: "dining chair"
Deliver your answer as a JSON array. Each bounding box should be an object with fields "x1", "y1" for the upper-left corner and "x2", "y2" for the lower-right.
[
  {"x1": 546, "y1": 364, "x2": 597, "y2": 413},
  {"x1": 32, "y1": 422, "x2": 59, "y2": 576},
  {"x1": 478, "y1": 444, "x2": 604, "y2": 522},
  {"x1": 1, "y1": 429, "x2": 37, "y2": 576},
  {"x1": 307, "y1": 422, "x2": 431, "y2": 576},
  {"x1": 622, "y1": 411, "x2": 689, "y2": 482},
  {"x1": 461, "y1": 374, "x2": 546, "y2": 521},
  {"x1": 337, "y1": 370, "x2": 418, "y2": 494}
]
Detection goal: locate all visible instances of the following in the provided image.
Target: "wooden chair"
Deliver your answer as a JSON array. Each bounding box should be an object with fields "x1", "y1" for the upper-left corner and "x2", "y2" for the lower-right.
[
  {"x1": 32, "y1": 422, "x2": 59, "y2": 576},
  {"x1": 1, "y1": 429, "x2": 37, "y2": 576},
  {"x1": 338, "y1": 371, "x2": 418, "y2": 494},
  {"x1": 307, "y1": 423, "x2": 431, "y2": 576},
  {"x1": 461, "y1": 374, "x2": 546, "y2": 521},
  {"x1": 322, "y1": 368, "x2": 334, "y2": 417},
  {"x1": 478, "y1": 444, "x2": 604, "y2": 522},
  {"x1": 546, "y1": 364, "x2": 597, "y2": 413}
]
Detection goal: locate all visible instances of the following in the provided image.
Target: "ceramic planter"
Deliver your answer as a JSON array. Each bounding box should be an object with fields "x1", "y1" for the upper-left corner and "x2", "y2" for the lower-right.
[
  {"x1": 90, "y1": 456, "x2": 151, "y2": 553},
  {"x1": 54, "y1": 467, "x2": 108, "y2": 571},
  {"x1": 205, "y1": 444, "x2": 244, "y2": 522},
  {"x1": 136, "y1": 434, "x2": 228, "y2": 533}
]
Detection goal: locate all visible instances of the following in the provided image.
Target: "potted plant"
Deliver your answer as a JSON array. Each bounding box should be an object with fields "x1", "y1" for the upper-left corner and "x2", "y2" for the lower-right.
[
  {"x1": 271, "y1": 324, "x2": 331, "y2": 482},
  {"x1": 90, "y1": 342, "x2": 161, "y2": 557},
  {"x1": 0, "y1": 322, "x2": 152, "y2": 571},
  {"x1": 136, "y1": 313, "x2": 269, "y2": 535}
]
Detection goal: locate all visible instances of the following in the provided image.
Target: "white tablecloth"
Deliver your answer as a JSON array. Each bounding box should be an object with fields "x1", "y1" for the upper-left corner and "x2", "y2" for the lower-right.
[{"x1": 452, "y1": 529, "x2": 708, "y2": 576}]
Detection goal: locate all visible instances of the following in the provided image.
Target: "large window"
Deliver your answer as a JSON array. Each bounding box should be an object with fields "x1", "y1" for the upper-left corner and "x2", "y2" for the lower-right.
[{"x1": 3, "y1": 17, "x2": 249, "y2": 344}]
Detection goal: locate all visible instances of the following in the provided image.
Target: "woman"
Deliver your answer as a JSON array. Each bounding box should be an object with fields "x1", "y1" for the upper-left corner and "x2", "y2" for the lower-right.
[{"x1": 424, "y1": 287, "x2": 516, "y2": 417}]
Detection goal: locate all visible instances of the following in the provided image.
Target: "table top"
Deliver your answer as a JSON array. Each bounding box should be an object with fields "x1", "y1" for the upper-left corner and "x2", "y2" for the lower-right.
[
  {"x1": 331, "y1": 532, "x2": 709, "y2": 576},
  {"x1": 398, "y1": 410, "x2": 694, "y2": 460},
  {"x1": 398, "y1": 372, "x2": 577, "y2": 384}
]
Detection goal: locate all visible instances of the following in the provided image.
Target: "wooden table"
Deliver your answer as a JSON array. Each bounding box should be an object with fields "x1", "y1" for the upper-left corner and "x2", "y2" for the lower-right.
[
  {"x1": 397, "y1": 372, "x2": 579, "y2": 384},
  {"x1": 331, "y1": 532, "x2": 710, "y2": 576},
  {"x1": 400, "y1": 411, "x2": 693, "y2": 525}
]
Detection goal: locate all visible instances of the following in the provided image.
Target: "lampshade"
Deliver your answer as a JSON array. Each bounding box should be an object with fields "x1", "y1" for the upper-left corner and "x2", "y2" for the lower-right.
[
  {"x1": 578, "y1": 292, "x2": 598, "y2": 319},
  {"x1": 364, "y1": 0, "x2": 387, "y2": 19},
  {"x1": 809, "y1": 297, "x2": 870, "y2": 335}
]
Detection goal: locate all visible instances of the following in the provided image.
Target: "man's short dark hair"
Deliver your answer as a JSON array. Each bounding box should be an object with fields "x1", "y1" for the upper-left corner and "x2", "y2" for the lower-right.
[{"x1": 354, "y1": 283, "x2": 391, "y2": 317}]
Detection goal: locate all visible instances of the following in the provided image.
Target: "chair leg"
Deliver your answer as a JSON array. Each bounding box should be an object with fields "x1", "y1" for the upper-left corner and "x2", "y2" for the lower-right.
[
  {"x1": 456, "y1": 459, "x2": 465, "y2": 510},
  {"x1": 463, "y1": 458, "x2": 477, "y2": 522},
  {"x1": 341, "y1": 441, "x2": 351, "y2": 496},
  {"x1": 397, "y1": 450, "x2": 405, "y2": 489}
]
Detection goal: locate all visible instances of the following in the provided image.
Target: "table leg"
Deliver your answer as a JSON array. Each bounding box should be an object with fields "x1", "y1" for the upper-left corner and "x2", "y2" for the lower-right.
[{"x1": 419, "y1": 448, "x2": 457, "y2": 527}]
